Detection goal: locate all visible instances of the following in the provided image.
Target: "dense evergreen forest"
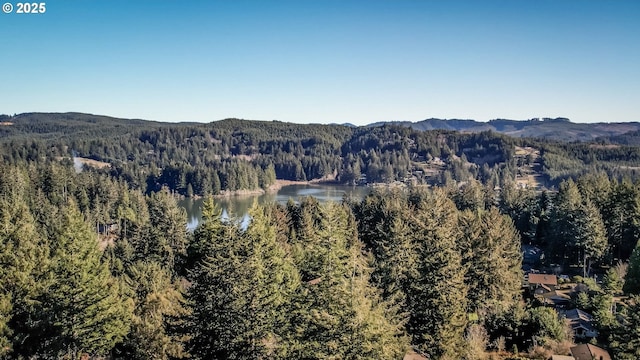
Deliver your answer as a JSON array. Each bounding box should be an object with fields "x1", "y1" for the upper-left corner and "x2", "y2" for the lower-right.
[
  {"x1": 4, "y1": 113, "x2": 640, "y2": 197},
  {"x1": 2, "y1": 113, "x2": 640, "y2": 359}
]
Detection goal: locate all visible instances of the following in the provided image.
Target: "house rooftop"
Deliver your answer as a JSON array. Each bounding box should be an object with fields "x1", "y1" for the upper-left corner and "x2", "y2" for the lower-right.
[
  {"x1": 528, "y1": 273, "x2": 558, "y2": 286},
  {"x1": 570, "y1": 343, "x2": 611, "y2": 360},
  {"x1": 550, "y1": 355, "x2": 575, "y2": 360},
  {"x1": 542, "y1": 290, "x2": 571, "y2": 299},
  {"x1": 540, "y1": 290, "x2": 572, "y2": 306},
  {"x1": 562, "y1": 309, "x2": 594, "y2": 322},
  {"x1": 561, "y1": 309, "x2": 597, "y2": 338}
]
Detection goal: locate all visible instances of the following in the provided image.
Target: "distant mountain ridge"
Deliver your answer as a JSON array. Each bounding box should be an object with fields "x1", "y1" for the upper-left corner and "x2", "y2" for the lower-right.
[
  {"x1": 3, "y1": 112, "x2": 640, "y2": 143},
  {"x1": 368, "y1": 117, "x2": 640, "y2": 142}
]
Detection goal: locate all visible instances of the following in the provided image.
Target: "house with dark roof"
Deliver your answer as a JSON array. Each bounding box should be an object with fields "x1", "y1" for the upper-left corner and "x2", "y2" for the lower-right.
[
  {"x1": 570, "y1": 344, "x2": 611, "y2": 360},
  {"x1": 561, "y1": 309, "x2": 598, "y2": 339},
  {"x1": 540, "y1": 290, "x2": 572, "y2": 307}
]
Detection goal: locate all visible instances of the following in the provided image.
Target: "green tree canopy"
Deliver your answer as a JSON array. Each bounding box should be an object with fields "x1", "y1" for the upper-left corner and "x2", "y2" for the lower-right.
[{"x1": 36, "y1": 202, "x2": 132, "y2": 358}]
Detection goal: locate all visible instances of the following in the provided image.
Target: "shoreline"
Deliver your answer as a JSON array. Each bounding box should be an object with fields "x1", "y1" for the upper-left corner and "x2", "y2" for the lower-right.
[
  {"x1": 179, "y1": 175, "x2": 366, "y2": 200},
  {"x1": 212, "y1": 178, "x2": 342, "y2": 198}
]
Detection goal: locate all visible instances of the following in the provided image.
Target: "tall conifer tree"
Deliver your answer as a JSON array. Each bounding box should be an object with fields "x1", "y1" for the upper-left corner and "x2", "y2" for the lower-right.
[
  {"x1": 458, "y1": 208, "x2": 523, "y2": 313},
  {"x1": 283, "y1": 201, "x2": 408, "y2": 359},
  {"x1": 118, "y1": 261, "x2": 189, "y2": 359},
  {"x1": 188, "y1": 199, "x2": 298, "y2": 359},
  {"x1": 37, "y1": 201, "x2": 131, "y2": 358},
  {"x1": 0, "y1": 170, "x2": 50, "y2": 357},
  {"x1": 625, "y1": 243, "x2": 640, "y2": 295},
  {"x1": 407, "y1": 189, "x2": 468, "y2": 359}
]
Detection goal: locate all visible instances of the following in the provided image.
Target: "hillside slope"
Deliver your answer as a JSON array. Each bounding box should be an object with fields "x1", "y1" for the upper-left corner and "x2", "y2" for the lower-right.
[{"x1": 3, "y1": 112, "x2": 640, "y2": 195}]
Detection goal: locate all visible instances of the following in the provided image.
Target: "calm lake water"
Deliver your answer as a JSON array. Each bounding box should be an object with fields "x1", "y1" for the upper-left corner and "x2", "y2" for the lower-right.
[{"x1": 178, "y1": 184, "x2": 371, "y2": 231}]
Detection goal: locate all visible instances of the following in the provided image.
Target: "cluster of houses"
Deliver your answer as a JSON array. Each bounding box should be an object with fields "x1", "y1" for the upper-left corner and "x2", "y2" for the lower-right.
[{"x1": 526, "y1": 273, "x2": 611, "y2": 360}]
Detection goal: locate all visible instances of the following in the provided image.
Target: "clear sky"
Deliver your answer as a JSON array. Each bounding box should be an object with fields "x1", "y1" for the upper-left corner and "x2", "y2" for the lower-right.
[{"x1": 1, "y1": 0, "x2": 639, "y2": 125}]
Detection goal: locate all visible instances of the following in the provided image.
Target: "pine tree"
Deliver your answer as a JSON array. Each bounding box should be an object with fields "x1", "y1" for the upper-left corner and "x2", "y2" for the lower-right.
[
  {"x1": 186, "y1": 198, "x2": 237, "y2": 358},
  {"x1": 458, "y1": 207, "x2": 523, "y2": 313},
  {"x1": 237, "y1": 201, "x2": 298, "y2": 357},
  {"x1": 602, "y1": 179, "x2": 640, "y2": 261},
  {"x1": 550, "y1": 180, "x2": 607, "y2": 275},
  {"x1": 260, "y1": 163, "x2": 277, "y2": 189},
  {"x1": 573, "y1": 199, "x2": 607, "y2": 277},
  {"x1": 115, "y1": 188, "x2": 150, "y2": 269},
  {"x1": 146, "y1": 189, "x2": 188, "y2": 274},
  {"x1": 185, "y1": 197, "x2": 227, "y2": 270},
  {"x1": 354, "y1": 188, "x2": 469, "y2": 358},
  {"x1": 454, "y1": 179, "x2": 489, "y2": 211},
  {"x1": 282, "y1": 202, "x2": 408, "y2": 359},
  {"x1": 353, "y1": 189, "x2": 418, "y2": 312},
  {"x1": 118, "y1": 261, "x2": 189, "y2": 359},
  {"x1": 548, "y1": 179, "x2": 582, "y2": 265},
  {"x1": 602, "y1": 267, "x2": 624, "y2": 295},
  {"x1": 407, "y1": 190, "x2": 468, "y2": 359},
  {"x1": 188, "y1": 199, "x2": 298, "y2": 359},
  {"x1": 610, "y1": 296, "x2": 640, "y2": 360},
  {"x1": 524, "y1": 306, "x2": 568, "y2": 344},
  {"x1": 499, "y1": 181, "x2": 538, "y2": 242},
  {"x1": 37, "y1": 201, "x2": 132, "y2": 358},
  {"x1": 624, "y1": 242, "x2": 640, "y2": 295},
  {"x1": 0, "y1": 293, "x2": 11, "y2": 357},
  {"x1": 576, "y1": 171, "x2": 611, "y2": 208},
  {"x1": 115, "y1": 185, "x2": 137, "y2": 241},
  {"x1": 0, "y1": 176, "x2": 50, "y2": 357},
  {"x1": 212, "y1": 171, "x2": 221, "y2": 194}
]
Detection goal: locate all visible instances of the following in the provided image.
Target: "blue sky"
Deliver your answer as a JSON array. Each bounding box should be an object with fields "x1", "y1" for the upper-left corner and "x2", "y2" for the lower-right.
[{"x1": 1, "y1": 0, "x2": 639, "y2": 125}]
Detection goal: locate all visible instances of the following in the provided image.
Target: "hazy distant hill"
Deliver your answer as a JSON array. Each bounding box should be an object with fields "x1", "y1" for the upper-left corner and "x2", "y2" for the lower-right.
[
  {"x1": 4, "y1": 113, "x2": 640, "y2": 143},
  {"x1": 0, "y1": 112, "x2": 174, "y2": 140},
  {"x1": 369, "y1": 117, "x2": 640, "y2": 142},
  {"x1": 368, "y1": 118, "x2": 490, "y2": 132}
]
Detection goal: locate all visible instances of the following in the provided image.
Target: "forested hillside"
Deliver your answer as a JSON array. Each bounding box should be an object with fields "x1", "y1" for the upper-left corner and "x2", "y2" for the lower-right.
[{"x1": 4, "y1": 112, "x2": 640, "y2": 197}]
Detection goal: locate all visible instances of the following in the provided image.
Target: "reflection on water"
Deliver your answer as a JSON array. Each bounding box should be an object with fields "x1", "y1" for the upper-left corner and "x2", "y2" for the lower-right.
[{"x1": 178, "y1": 184, "x2": 370, "y2": 231}]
